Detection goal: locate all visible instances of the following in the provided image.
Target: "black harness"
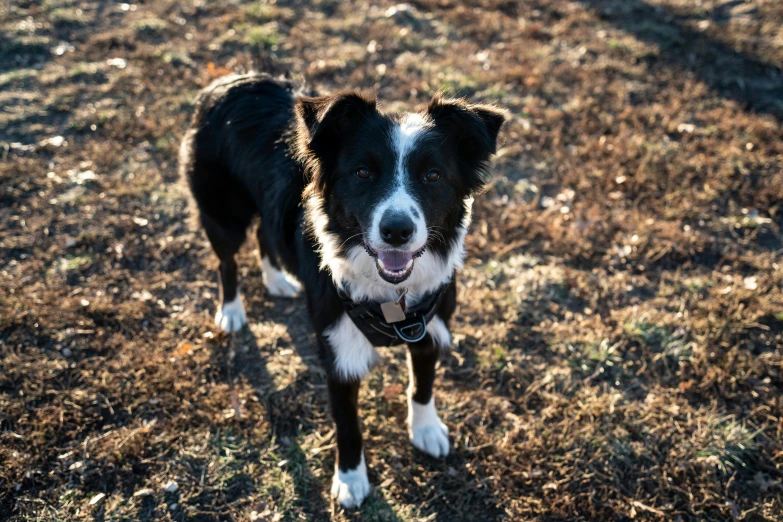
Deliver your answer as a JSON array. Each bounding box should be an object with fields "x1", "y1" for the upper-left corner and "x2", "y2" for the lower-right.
[{"x1": 337, "y1": 284, "x2": 447, "y2": 346}]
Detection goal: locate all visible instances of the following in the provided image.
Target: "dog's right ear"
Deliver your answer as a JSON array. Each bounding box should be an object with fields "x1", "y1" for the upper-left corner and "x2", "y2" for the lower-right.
[
  {"x1": 296, "y1": 91, "x2": 377, "y2": 193},
  {"x1": 296, "y1": 96, "x2": 330, "y2": 136}
]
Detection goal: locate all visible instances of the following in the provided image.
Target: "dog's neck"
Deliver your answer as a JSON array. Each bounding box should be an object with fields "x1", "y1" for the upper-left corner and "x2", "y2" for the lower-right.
[{"x1": 304, "y1": 195, "x2": 472, "y2": 304}]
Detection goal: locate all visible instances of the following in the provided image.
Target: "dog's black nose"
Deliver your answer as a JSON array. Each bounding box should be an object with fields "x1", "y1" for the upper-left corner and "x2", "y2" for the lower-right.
[{"x1": 379, "y1": 212, "x2": 414, "y2": 246}]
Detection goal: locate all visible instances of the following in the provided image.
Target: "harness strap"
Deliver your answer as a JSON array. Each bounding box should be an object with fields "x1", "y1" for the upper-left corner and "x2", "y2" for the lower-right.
[{"x1": 336, "y1": 284, "x2": 446, "y2": 346}]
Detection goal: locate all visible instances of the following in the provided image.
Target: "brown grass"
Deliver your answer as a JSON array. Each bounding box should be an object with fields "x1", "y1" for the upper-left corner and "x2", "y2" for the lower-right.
[{"x1": 1, "y1": 0, "x2": 782, "y2": 520}]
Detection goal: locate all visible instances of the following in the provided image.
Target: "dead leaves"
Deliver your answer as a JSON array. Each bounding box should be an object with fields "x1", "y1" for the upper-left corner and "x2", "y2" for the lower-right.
[
  {"x1": 383, "y1": 384, "x2": 404, "y2": 401},
  {"x1": 170, "y1": 342, "x2": 196, "y2": 359},
  {"x1": 205, "y1": 62, "x2": 231, "y2": 81}
]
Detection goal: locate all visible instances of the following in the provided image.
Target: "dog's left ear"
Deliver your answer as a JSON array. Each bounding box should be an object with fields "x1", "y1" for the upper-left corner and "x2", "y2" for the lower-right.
[{"x1": 427, "y1": 95, "x2": 507, "y2": 193}]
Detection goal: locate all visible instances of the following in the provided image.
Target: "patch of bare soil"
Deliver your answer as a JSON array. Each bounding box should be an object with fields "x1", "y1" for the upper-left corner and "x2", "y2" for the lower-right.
[{"x1": 1, "y1": 0, "x2": 782, "y2": 520}]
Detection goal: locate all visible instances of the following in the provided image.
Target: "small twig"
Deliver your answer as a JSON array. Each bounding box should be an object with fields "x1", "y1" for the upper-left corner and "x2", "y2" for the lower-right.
[{"x1": 631, "y1": 500, "x2": 665, "y2": 516}]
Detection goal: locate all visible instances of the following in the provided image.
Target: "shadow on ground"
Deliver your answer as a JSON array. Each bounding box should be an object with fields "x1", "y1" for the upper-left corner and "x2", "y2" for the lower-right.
[{"x1": 577, "y1": 0, "x2": 783, "y2": 120}]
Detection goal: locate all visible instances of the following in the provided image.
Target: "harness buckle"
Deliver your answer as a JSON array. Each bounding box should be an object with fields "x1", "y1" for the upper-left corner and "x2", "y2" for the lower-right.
[{"x1": 393, "y1": 316, "x2": 427, "y2": 343}]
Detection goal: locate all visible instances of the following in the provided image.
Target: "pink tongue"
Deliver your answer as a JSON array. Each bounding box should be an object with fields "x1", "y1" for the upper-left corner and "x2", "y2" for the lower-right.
[{"x1": 377, "y1": 250, "x2": 413, "y2": 271}]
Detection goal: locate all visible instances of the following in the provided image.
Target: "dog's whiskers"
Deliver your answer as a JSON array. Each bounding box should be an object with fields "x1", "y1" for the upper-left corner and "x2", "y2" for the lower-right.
[
  {"x1": 428, "y1": 234, "x2": 446, "y2": 246},
  {"x1": 427, "y1": 226, "x2": 447, "y2": 246},
  {"x1": 338, "y1": 232, "x2": 366, "y2": 251}
]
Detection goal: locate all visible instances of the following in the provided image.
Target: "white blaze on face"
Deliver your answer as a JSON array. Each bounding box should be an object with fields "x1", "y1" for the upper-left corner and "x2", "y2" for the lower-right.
[
  {"x1": 305, "y1": 115, "x2": 474, "y2": 304},
  {"x1": 368, "y1": 113, "x2": 430, "y2": 252}
]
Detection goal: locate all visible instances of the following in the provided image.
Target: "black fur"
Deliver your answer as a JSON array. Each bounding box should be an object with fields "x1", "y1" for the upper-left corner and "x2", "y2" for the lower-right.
[{"x1": 181, "y1": 72, "x2": 505, "y2": 501}]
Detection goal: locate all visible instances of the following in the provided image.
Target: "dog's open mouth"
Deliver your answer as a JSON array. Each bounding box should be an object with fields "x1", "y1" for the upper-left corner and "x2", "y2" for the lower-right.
[{"x1": 364, "y1": 243, "x2": 425, "y2": 284}]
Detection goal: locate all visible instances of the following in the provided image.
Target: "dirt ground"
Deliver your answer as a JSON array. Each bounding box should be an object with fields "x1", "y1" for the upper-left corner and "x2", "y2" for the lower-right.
[{"x1": 2, "y1": 0, "x2": 782, "y2": 520}]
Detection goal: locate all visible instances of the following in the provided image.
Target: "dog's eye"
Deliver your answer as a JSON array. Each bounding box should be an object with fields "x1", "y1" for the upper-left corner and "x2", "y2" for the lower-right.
[
  {"x1": 355, "y1": 167, "x2": 371, "y2": 179},
  {"x1": 424, "y1": 169, "x2": 441, "y2": 183}
]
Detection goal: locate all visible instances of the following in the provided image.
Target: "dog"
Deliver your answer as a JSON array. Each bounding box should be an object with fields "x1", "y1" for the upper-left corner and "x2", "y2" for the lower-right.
[{"x1": 180, "y1": 73, "x2": 505, "y2": 508}]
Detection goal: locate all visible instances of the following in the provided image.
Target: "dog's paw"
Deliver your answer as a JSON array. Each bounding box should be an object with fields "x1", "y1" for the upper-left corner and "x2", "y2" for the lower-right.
[
  {"x1": 410, "y1": 421, "x2": 450, "y2": 458},
  {"x1": 214, "y1": 295, "x2": 247, "y2": 333},
  {"x1": 409, "y1": 398, "x2": 450, "y2": 458},
  {"x1": 331, "y1": 457, "x2": 370, "y2": 509},
  {"x1": 261, "y1": 257, "x2": 301, "y2": 298},
  {"x1": 264, "y1": 272, "x2": 301, "y2": 298}
]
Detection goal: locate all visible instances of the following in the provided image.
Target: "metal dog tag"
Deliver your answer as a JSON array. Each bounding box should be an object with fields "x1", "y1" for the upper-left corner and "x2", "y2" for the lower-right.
[
  {"x1": 380, "y1": 301, "x2": 406, "y2": 323},
  {"x1": 380, "y1": 291, "x2": 407, "y2": 323}
]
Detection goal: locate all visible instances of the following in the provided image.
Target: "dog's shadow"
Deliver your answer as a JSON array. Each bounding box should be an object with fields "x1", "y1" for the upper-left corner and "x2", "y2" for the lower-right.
[
  {"x1": 210, "y1": 294, "x2": 408, "y2": 520},
  {"x1": 208, "y1": 291, "x2": 500, "y2": 521}
]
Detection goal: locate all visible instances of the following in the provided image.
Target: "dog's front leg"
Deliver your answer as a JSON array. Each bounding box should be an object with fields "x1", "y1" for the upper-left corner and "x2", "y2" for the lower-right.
[
  {"x1": 406, "y1": 315, "x2": 451, "y2": 457},
  {"x1": 321, "y1": 314, "x2": 376, "y2": 508},
  {"x1": 327, "y1": 375, "x2": 369, "y2": 508}
]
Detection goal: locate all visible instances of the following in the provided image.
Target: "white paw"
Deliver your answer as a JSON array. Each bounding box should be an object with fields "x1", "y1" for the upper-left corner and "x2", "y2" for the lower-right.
[
  {"x1": 214, "y1": 294, "x2": 247, "y2": 333},
  {"x1": 261, "y1": 256, "x2": 301, "y2": 298},
  {"x1": 331, "y1": 454, "x2": 370, "y2": 509},
  {"x1": 409, "y1": 398, "x2": 450, "y2": 458},
  {"x1": 410, "y1": 422, "x2": 450, "y2": 457}
]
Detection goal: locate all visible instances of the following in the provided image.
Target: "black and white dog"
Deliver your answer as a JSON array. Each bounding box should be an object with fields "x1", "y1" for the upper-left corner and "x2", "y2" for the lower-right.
[{"x1": 180, "y1": 73, "x2": 505, "y2": 508}]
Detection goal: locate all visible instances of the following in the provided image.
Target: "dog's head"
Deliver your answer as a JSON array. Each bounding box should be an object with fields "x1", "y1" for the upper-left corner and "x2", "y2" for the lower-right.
[{"x1": 297, "y1": 91, "x2": 505, "y2": 289}]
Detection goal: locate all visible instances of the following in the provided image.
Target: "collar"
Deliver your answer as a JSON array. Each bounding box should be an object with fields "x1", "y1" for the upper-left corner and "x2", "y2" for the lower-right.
[{"x1": 336, "y1": 283, "x2": 447, "y2": 346}]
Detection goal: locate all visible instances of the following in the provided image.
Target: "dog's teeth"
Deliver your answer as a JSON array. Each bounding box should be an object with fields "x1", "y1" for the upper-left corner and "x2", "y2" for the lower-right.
[
  {"x1": 405, "y1": 259, "x2": 414, "y2": 270},
  {"x1": 377, "y1": 258, "x2": 386, "y2": 270}
]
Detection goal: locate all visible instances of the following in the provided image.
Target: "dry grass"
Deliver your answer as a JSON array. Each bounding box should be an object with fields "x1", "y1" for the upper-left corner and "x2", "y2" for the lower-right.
[{"x1": 1, "y1": 0, "x2": 782, "y2": 520}]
